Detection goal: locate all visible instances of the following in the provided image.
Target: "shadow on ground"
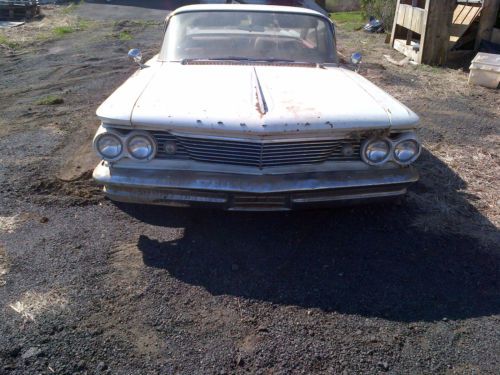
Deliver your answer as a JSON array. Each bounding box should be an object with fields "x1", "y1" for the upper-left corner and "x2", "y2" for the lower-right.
[{"x1": 117, "y1": 150, "x2": 499, "y2": 323}]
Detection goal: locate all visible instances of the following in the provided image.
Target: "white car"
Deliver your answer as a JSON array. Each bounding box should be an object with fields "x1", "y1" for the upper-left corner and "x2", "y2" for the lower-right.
[{"x1": 92, "y1": 4, "x2": 421, "y2": 210}]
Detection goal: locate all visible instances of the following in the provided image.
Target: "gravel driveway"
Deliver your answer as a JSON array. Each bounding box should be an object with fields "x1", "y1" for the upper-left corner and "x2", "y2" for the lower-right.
[{"x1": 0, "y1": 3, "x2": 499, "y2": 374}]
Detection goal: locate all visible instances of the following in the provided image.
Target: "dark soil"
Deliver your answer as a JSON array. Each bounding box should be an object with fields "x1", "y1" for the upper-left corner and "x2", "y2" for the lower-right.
[{"x1": 0, "y1": 4, "x2": 499, "y2": 375}]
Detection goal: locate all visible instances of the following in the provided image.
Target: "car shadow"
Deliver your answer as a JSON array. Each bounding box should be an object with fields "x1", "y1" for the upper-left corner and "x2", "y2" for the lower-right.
[{"x1": 117, "y1": 150, "x2": 499, "y2": 323}]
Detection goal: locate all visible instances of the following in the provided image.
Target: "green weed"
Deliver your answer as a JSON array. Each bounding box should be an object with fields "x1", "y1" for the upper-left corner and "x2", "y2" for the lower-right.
[
  {"x1": 53, "y1": 26, "x2": 75, "y2": 36},
  {"x1": 330, "y1": 11, "x2": 365, "y2": 31},
  {"x1": 36, "y1": 95, "x2": 64, "y2": 105},
  {"x1": 52, "y1": 20, "x2": 91, "y2": 37},
  {"x1": 0, "y1": 34, "x2": 19, "y2": 49},
  {"x1": 118, "y1": 31, "x2": 133, "y2": 41}
]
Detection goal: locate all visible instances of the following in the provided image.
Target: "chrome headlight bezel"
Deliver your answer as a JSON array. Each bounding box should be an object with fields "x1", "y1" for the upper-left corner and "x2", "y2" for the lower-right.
[
  {"x1": 361, "y1": 137, "x2": 392, "y2": 166},
  {"x1": 93, "y1": 127, "x2": 157, "y2": 162},
  {"x1": 126, "y1": 132, "x2": 157, "y2": 161},
  {"x1": 93, "y1": 131, "x2": 124, "y2": 162},
  {"x1": 393, "y1": 135, "x2": 421, "y2": 165},
  {"x1": 361, "y1": 133, "x2": 421, "y2": 166}
]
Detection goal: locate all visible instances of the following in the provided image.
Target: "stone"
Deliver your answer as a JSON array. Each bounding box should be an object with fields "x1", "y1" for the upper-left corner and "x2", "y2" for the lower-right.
[{"x1": 21, "y1": 347, "x2": 42, "y2": 360}]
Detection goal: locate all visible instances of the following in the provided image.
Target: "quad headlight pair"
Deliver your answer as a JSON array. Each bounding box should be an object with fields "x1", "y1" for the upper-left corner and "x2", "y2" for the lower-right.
[
  {"x1": 361, "y1": 134, "x2": 421, "y2": 166},
  {"x1": 94, "y1": 130, "x2": 156, "y2": 162}
]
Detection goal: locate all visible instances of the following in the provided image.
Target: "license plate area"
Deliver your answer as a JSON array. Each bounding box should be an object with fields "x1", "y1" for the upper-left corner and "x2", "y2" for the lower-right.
[{"x1": 231, "y1": 194, "x2": 289, "y2": 210}]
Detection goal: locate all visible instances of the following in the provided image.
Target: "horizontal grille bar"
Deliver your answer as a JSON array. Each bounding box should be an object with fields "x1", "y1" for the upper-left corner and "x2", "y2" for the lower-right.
[{"x1": 151, "y1": 132, "x2": 362, "y2": 167}]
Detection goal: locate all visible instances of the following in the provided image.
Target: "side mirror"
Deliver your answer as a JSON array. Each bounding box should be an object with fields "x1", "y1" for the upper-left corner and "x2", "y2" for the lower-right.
[
  {"x1": 128, "y1": 48, "x2": 145, "y2": 69},
  {"x1": 351, "y1": 52, "x2": 362, "y2": 66}
]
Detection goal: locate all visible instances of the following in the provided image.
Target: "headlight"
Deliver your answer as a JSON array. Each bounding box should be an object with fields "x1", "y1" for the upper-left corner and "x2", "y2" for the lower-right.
[
  {"x1": 394, "y1": 140, "x2": 420, "y2": 164},
  {"x1": 127, "y1": 134, "x2": 155, "y2": 160},
  {"x1": 96, "y1": 133, "x2": 123, "y2": 160},
  {"x1": 362, "y1": 138, "x2": 390, "y2": 165}
]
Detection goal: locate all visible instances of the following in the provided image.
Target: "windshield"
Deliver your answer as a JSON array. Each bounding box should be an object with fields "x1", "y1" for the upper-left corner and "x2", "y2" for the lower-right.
[{"x1": 160, "y1": 10, "x2": 336, "y2": 64}]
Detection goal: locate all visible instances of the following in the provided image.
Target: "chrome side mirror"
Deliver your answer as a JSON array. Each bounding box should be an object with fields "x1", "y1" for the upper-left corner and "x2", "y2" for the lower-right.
[
  {"x1": 128, "y1": 48, "x2": 145, "y2": 69},
  {"x1": 351, "y1": 52, "x2": 362, "y2": 72}
]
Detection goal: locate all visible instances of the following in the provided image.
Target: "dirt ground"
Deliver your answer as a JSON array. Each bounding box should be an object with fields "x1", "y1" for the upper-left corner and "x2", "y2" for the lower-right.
[{"x1": 0, "y1": 3, "x2": 499, "y2": 375}]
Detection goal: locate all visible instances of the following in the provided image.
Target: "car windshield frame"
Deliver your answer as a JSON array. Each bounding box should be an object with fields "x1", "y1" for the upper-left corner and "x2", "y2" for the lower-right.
[{"x1": 159, "y1": 9, "x2": 337, "y2": 64}]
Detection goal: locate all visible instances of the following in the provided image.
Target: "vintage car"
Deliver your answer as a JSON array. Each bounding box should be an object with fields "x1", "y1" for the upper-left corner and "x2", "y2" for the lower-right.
[{"x1": 92, "y1": 4, "x2": 421, "y2": 210}]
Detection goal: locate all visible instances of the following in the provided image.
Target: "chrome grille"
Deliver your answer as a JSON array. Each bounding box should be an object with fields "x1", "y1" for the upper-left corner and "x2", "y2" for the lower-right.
[
  {"x1": 152, "y1": 132, "x2": 190, "y2": 159},
  {"x1": 152, "y1": 132, "x2": 361, "y2": 168}
]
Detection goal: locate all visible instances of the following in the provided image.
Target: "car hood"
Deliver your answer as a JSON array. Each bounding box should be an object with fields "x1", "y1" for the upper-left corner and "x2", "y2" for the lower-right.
[{"x1": 99, "y1": 63, "x2": 419, "y2": 136}]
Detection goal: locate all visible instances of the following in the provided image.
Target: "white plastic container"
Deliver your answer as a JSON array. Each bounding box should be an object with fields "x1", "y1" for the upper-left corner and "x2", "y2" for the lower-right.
[{"x1": 469, "y1": 53, "x2": 500, "y2": 89}]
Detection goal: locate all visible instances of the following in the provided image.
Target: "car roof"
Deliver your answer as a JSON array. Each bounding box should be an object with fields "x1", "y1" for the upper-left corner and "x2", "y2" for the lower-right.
[{"x1": 169, "y1": 4, "x2": 328, "y2": 19}]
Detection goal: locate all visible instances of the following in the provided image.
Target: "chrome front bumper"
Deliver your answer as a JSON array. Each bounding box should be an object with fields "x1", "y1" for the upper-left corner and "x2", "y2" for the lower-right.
[{"x1": 93, "y1": 163, "x2": 419, "y2": 210}]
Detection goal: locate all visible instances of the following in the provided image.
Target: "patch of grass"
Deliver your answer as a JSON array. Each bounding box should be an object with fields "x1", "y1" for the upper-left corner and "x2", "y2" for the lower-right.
[
  {"x1": 113, "y1": 19, "x2": 159, "y2": 28},
  {"x1": 330, "y1": 11, "x2": 365, "y2": 31},
  {"x1": 415, "y1": 64, "x2": 444, "y2": 74},
  {"x1": 133, "y1": 20, "x2": 160, "y2": 27},
  {"x1": 77, "y1": 19, "x2": 91, "y2": 30},
  {"x1": 52, "y1": 19, "x2": 91, "y2": 37},
  {"x1": 118, "y1": 31, "x2": 133, "y2": 41},
  {"x1": 36, "y1": 95, "x2": 64, "y2": 106},
  {"x1": 32, "y1": 30, "x2": 54, "y2": 43},
  {"x1": 53, "y1": 26, "x2": 75, "y2": 36},
  {"x1": 0, "y1": 33, "x2": 19, "y2": 49}
]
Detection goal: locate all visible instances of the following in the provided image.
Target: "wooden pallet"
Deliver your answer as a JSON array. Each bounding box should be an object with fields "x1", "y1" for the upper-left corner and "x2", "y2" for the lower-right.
[
  {"x1": 390, "y1": 0, "x2": 457, "y2": 65},
  {"x1": 0, "y1": 0, "x2": 39, "y2": 20},
  {"x1": 450, "y1": 3, "x2": 482, "y2": 46},
  {"x1": 391, "y1": 0, "x2": 500, "y2": 65}
]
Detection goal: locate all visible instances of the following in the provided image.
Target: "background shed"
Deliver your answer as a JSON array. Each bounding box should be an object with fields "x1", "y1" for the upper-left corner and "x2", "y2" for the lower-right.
[{"x1": 390, "y1": 0, "x2": 500, "y2": 65}]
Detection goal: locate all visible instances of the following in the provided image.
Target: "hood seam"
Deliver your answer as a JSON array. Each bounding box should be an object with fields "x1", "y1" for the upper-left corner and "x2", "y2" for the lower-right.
[{"x1": 130, "y1": 62, "x2": 164, "y2": 127}]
